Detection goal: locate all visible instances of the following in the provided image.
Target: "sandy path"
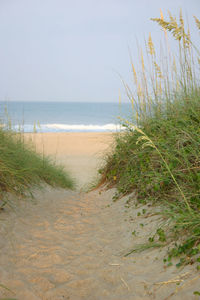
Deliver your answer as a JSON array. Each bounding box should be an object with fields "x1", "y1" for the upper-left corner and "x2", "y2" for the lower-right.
[{"x1": 0, "y1": 133, "x2": 199, "y2": 299}]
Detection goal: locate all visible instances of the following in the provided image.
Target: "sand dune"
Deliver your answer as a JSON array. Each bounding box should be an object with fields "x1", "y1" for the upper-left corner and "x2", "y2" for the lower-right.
[{"x1": 0, "y1": 133, "x2": 199, "y2": 299}]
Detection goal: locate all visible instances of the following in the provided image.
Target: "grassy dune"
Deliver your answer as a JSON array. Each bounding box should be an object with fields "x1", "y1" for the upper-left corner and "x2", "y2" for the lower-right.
[
  {"x1": 100, "y1": 11, "x2": 200, "y2": 266},
  {"x1": 0, "y1": 128, "x2": 74, "y2": 207}
]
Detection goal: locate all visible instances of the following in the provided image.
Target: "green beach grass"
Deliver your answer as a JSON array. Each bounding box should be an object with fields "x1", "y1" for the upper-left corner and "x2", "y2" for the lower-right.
[
  {"x1": 0, "y1": 127, "x2": 74, "y2": 208},
  {"x1": 100, "y1": 11, "x2": 200, "y2": 266}
]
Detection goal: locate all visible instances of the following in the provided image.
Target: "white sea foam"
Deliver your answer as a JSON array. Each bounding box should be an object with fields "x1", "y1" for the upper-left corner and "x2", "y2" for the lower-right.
[
  {"x1": 12, "y1": 123, "x2": 125, "y2": 132},
  {"x1": 45, "y1": 123, "x2": 122, "y2": 131}
]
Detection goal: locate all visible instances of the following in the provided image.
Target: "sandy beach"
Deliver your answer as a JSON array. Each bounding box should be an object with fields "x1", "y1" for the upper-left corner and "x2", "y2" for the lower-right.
[
  {"x1": 24, "y1": 132, "x2": 114, "y2": 190},
  {"x1": 0, "y1": 132, "x2": 199, "y2": 299}
]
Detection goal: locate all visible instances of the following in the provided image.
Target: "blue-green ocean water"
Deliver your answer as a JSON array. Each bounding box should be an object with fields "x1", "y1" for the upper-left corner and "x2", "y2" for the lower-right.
[{"x1": 0, "y1": 101, "x2": 132, "y2": 132}]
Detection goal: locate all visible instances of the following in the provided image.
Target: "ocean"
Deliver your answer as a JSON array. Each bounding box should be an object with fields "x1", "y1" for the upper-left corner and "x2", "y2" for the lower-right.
[{"x1": 0, "y1": 101, "x2": 132, "y2": 132}]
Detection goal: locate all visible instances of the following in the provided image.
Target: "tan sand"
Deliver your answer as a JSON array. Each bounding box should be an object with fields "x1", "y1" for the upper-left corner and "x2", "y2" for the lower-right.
[
  {"x1": 24, "y1": 132, "x2": 114, "y2": 190},
  {"x1": 0, "y1": 133, "x2": 199, "y2": 299}
]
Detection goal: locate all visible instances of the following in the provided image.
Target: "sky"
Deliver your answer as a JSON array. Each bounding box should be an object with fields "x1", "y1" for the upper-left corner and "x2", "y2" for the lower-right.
[{"x1": 0, "y1": 0, "x2": 199, "y2": 102}]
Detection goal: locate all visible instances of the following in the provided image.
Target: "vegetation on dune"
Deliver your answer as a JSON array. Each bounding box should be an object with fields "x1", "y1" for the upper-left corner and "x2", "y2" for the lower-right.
[
  {"x1": 100, "y1": 11, "x2": 200, "y2": 266},
  {"x1": 0, "y1": 128, "x2": 74, "y2": 207}
]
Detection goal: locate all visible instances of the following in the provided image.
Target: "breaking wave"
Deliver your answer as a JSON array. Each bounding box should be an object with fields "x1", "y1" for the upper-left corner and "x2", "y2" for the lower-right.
[{"x1": 12, "y1": 123, "x2": 124, "y2": 132}]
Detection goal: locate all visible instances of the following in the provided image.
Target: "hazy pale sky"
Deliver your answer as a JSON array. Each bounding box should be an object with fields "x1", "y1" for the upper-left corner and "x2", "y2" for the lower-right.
[{"x1": 0, "y1": 0, "x2": 199, "y2": 102}]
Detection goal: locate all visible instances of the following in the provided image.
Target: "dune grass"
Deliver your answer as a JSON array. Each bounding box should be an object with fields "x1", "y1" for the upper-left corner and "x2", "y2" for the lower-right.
[
  {"x1": 100, "y1": 11, "x2": 200, "y2": 266},
  {"x1": 0, "y1": 128, "x2": 74, "y2": 207}
]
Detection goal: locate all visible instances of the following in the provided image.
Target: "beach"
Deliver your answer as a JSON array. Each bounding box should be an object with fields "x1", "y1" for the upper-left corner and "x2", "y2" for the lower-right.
[
  {"x1": 1, "y1": 1, "x2": 200, "y2": 298},
  {"x1": 24, "y1": 132, "x2": 114, "y2": 189},
  {"x1": 0, "y1": 132, "x2": 199, "y2": 299}
]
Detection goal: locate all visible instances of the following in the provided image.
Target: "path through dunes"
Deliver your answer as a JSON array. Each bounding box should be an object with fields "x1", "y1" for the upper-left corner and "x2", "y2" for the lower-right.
[
  {"x1": 0, "y1": 187, "x2": 200, "y2": 299},
  {"x1": 0, "y1": 133, "x2": 199, "y2": 299}
]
